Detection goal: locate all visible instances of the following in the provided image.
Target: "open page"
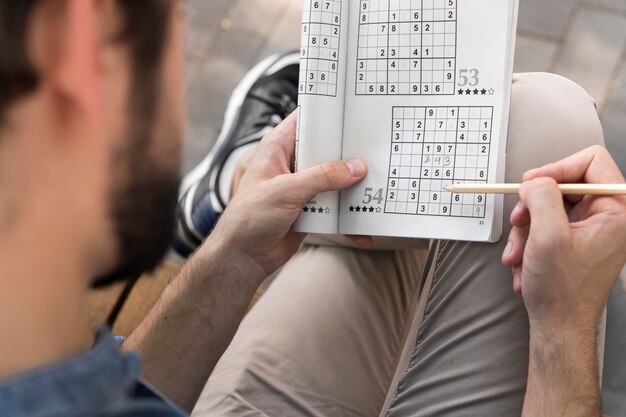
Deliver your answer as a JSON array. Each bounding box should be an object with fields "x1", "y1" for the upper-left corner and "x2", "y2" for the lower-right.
[
  {"x1": 294, "y1": 0, "x2": 351, "y2": 234},
  {"x1": 338, "y1": 0, "x2": 519, "y2": 242}
]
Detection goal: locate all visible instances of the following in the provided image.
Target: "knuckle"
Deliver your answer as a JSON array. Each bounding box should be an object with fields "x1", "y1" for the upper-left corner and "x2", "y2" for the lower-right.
[
  {"x1": 554, "y1": 163, "x2": 568, "y2": 181},
  {"x1": 533, "y1": 177, "x2": 559, "y2": 194},
  {"x1": 535, "y1": 176, "x2": 557, "y2": 187},
  {"x1": 524, "y1": 177, "x2": 556, "y2": 197},
  {"x1": 318, "y1": 162, "x2": 342, "y2": 185}
]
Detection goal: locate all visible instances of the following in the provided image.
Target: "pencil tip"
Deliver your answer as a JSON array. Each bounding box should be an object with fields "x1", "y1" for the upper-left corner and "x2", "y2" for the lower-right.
[{"x1": 444, "y1": 185, "x2": 451, "y2": 192}]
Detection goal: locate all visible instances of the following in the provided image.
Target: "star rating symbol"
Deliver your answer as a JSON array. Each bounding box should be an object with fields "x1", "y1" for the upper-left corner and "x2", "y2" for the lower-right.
[
  {"x1": 458, "y1": 88, "x2": 464, "y2": 95},
  {"x1": 473, "y1": 88, "x2": 480, "y2": 95},
  {"x1": 349, "y1": 205, "x2": 382, "y2": 214},
  {"x1": 304, "y1": 206, "x2": 331, "y2": 214},
  {"x1": 488, "y1": 88, "x2": 495, "y2": 95},
  {"x1": 481, "y1": 88, "x2": 487, "y2": 95},
  {"x1": 465, "y1": 89, "x2": 472, "y2": 95}
]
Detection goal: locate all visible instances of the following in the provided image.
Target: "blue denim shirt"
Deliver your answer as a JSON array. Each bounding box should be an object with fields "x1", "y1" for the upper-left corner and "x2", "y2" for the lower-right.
[{"x1": 0, "y1": 328, "x2": 188, "y2": 417}]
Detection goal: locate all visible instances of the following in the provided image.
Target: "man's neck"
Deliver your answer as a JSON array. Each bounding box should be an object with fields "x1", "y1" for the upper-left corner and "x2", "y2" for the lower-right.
[{"x1": 0, "y1": 226, "x2": 92, "y2": 380}]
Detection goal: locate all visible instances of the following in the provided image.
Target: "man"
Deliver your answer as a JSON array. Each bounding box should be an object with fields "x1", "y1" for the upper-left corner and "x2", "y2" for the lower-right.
[{"x1": 0, "y1": 1, "x2": 624, "y2": 417}]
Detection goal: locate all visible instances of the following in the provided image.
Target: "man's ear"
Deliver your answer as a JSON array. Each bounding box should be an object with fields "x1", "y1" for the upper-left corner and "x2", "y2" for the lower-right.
[{"x1": 31, "y1": 0, "x2": 104, "y2": 121}]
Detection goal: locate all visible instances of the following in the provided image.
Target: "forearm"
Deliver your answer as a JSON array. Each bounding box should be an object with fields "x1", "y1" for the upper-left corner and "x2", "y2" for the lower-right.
[
  {"x1": 522, "y1": 323, "x2": 601, "y2": 417},
  {"x1": 122, "y1": 231, "x2": 266, "y2": 412}
]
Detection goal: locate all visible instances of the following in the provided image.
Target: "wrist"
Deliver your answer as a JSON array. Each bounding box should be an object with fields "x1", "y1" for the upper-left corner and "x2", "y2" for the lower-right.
[
  {"x1": 199, "y1": 222, "x2": 268, "y2": 287},
  {"x1": 528, "y1": 309, "x2": 600, "y2": 342},
  {"x1": 528, "y1": 319, "x2": 599, "y2": 368},
  {"x1": 528, "y1": 322, "x2": 598, "y2": 361},
  {"x1": 524, "y1": 323, "x2": 601, "y2": 417}
]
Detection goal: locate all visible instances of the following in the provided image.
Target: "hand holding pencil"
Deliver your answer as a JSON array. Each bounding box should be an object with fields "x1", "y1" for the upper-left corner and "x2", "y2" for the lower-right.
[
  {"x1": 503, "y1": 145, "x2": 626, "y2": 417},
  {"x1": 500, "y1": 145, "x2": 626, "y2": 325}
]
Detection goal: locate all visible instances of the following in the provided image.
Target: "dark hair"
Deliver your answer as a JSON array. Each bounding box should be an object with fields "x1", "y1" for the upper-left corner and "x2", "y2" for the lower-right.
[{"x1": 0, "y1": 0, "x2": 172, "y2": 124}]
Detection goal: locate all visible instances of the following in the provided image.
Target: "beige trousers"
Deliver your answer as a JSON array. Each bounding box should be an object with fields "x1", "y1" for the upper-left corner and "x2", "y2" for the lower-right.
[{"x1": 192, "y1": 73, "x2": 605, "y2": 417}]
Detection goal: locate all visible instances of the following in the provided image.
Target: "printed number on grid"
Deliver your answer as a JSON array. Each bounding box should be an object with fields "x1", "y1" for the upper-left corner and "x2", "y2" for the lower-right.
[
  {"x1": 385, "y1": 106, "x2": 493, "y2": 218},
  {"x1": 356, "y1": 0, "x2": 457, "y2": 96},
  {"x1": 299, "y1": 0, "x2": 342, "y2": 97}
]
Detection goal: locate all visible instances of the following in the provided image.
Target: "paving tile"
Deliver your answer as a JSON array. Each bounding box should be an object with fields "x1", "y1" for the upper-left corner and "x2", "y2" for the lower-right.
[
  {"x1": 186, "y1": 0, "x2": 232, "y2": 33},
  {"x1": 518, "y1": 0, "x2": 579, "y2": 39},
  {"x1": 553, "y1": 9, "x2": 626, "y2": 108},
  {"x1": 226, "y1": 0, "x2": 289, "y2": 37},
  {"x1": 185, "y1": 0, "x2": 232, "y2": 61},
  {"x1": 258, "y1": 0, "x2": 303, "y2": 57},
  {"x1": 184, "y1": 27, "x2": 266, "y2": 171},
  {"x1": 583, "y1": 0, "x2": 626, "y2": 12},
  {"x1": 603, "y1": 60, "x2": 626, "y2": 174},
  {"x1": 514, "y1": 35, "x2": 559, "y2": 73}
]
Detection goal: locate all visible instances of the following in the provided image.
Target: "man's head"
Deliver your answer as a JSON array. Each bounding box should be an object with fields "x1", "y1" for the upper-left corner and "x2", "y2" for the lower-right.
[{"x1": 0, "y1": 1, "x2": 186, "y2": 287}]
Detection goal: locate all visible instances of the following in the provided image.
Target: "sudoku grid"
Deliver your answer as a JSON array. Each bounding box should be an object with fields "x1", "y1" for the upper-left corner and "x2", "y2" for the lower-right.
[
  {"x1": 356, "y1": 0, "x2": 457, "y2": 96},
  {"x1": 385, "y1": 106, "x2": 493, "y2": 218},
  {"x1": 299, "y1": 0, "x2": 342, "y2": 97}
]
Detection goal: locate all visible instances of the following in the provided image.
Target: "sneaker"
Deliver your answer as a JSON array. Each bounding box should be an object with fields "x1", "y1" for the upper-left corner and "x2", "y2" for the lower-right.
[{"x1": 173, "y1": 51, "x2": 300, "y2": 257}]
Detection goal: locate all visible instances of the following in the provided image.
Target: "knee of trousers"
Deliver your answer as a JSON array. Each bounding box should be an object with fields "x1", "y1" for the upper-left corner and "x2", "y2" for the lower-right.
[{"x1": 506, "y1": 72, "x2": 605, "y2": 181}]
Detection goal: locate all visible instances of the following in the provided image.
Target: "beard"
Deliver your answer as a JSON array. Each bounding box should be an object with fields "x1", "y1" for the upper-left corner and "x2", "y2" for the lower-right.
[{"x1": 91, "y1": 84, "x2": 183, "y2": 288}]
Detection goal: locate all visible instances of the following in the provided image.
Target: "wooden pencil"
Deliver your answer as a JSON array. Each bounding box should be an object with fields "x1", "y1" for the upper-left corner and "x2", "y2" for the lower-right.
[{"x1": 444, "y1": 183, "x2": 626, "y2": 195}]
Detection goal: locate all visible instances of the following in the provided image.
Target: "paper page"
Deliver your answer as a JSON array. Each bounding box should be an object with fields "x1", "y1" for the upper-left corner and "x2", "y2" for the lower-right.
[
  {"x1": 294, "y1": 0, "x2": 351, "y2": 234},
  {"x1": 338, "y1": 0, "x2": 518, "y2": 242}
]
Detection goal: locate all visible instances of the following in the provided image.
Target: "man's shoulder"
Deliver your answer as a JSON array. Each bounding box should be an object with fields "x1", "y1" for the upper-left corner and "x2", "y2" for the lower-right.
[{"x1": 0, "y1": 329, "x2": 187, "y2": 417}]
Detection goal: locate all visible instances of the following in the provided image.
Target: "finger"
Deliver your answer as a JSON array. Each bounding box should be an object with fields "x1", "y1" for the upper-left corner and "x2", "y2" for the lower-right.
[
  {"x1": 347, "y1": 235, "x2": 375, "y2": 249},
  {"x1": 259, "y1": 110, "x2": 299, "y2": 161},
  {"x1": 502, "y1": 224, "x2": 529, "y2": 267},
  {"x1": 519, "y1": 178, "x2": 571, "y2": 247},
  {"x1": 232, "y1": 150, "x2": 256, "y2": 197},
  {"x1": 278, "y1": 159, "x2": 368, "y2": 205},
  {"x1": 510, "y1": 201, "x2": 530, "y2": 228},
  {"x1": 523, "y1": 145, "x2": 625, "y2": 185},
  {"x1": 249, "y1": 112, "x2": 299, "y2": 178}
]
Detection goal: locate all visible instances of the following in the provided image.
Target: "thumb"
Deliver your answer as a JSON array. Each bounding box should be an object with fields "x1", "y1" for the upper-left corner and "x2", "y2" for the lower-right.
[
  {"x1": 519, "y1": 178, "x2": 570, "y2": 245},
  {"x1": 280, "y1": 159, "x2": 367, "y2": 204}
]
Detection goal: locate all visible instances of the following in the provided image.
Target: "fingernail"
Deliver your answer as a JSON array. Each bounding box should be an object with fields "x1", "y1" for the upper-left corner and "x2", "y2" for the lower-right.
[
  {"x1": 511, "y1": 202, "x2": 521, "y2": 216},
  {"x1": 346, "y1": 159, "x2": 366, "y2": 177},
  {"x1": 503, "y1": 241, "x2": 513, "y2": 258}
]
